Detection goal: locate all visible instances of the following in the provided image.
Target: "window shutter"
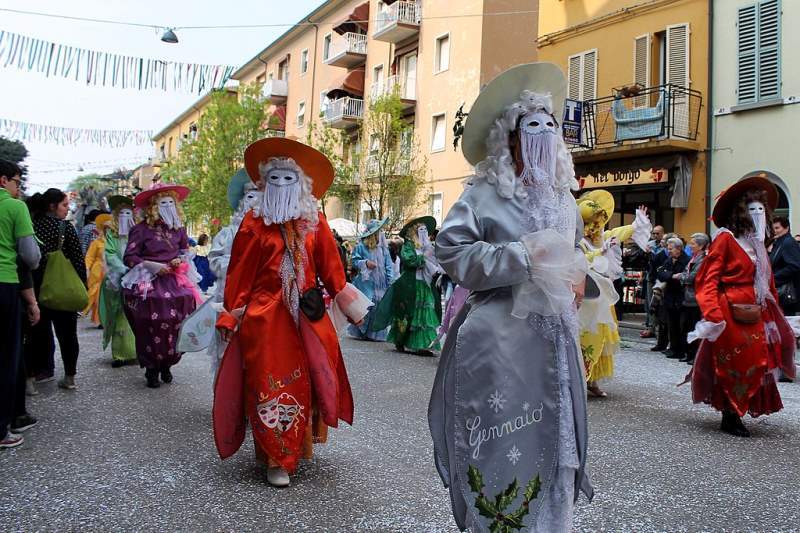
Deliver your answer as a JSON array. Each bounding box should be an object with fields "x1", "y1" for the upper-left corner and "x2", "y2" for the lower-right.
[
  {"x1": 758, "y1": 0, "x2": 781, "y2": 100},
  {"x1": 633, "y1": 34, "x2": 650, "y2": 107},
  {"x1": 568, "y1": 54, "x2": 582, "y2": 100},
  {"x1": 582, "y1": 50, "x2": 597, "y2": 100},
  {"x1": 666, "y1": 24, "x2": 689, "y2": 88},
  {"x1": 737, "y1": 4, "x2": 758, "y2": 103}
]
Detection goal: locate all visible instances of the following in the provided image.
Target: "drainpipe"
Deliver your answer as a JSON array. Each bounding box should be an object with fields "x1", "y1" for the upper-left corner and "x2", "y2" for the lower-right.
[
  {"x1": 705, "y1": 0, "x2": 714, "y2": 235},
  {"x1": 309, "y1": 18, "x2": 320, "y2": 126}
]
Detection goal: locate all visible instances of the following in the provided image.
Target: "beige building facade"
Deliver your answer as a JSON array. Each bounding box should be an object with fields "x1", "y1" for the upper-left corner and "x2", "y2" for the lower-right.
[{"x1": 232, "y1": 0, "x2": 537, "y2": 226}]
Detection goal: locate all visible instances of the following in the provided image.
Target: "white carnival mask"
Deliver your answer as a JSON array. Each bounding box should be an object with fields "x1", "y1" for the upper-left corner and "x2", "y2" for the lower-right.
[
  {"x1": 157, "y1": 196, "x2": 182, "y2": 229},
  {"x1": 117, "y1": 207, "x2": 134, "y2": 237},
  {"x1": 748, "y1": 201, "x2": 767, "y2": 240},
  {"x1": 258, "y1": 158, "x2": 305, "y2": 225},
  {"x1": 518, "y1": 111, "x2": 559, "y2": 187}
]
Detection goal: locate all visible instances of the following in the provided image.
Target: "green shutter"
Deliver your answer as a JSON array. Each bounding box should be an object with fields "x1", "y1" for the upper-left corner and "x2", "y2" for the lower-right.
[
  {"x1": 737, "y1": 4, "x2": 758, "y2": 104},
  {"x1": 758, "y1": 0, "x2": 781, "y2": 100}
]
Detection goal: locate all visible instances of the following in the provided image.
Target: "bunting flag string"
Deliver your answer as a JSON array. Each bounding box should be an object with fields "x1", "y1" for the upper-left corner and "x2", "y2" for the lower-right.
[
  {"x1": 0, "y1": 30, "x2": 237, "y2": 94},
  {"x1": 0, "y1": 118, "x2": 152, "y2": 147}
]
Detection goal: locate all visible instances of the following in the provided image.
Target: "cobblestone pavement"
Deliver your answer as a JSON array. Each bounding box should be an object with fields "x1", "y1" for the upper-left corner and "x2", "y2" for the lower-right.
[{"x1": 1, "y1": 320, "x2": 798, "y2": 532}]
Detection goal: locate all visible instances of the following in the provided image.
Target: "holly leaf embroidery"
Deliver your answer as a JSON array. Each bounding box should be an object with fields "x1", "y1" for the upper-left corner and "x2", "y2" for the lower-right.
[{"x1": 468, "y1": 464, "x2": 484, "y2": 493}]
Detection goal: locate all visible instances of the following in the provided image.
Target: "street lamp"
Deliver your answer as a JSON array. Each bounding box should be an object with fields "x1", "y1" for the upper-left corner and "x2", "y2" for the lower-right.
[{"x1": 160, "y1": 28, "x2": 179, "y2": 44}]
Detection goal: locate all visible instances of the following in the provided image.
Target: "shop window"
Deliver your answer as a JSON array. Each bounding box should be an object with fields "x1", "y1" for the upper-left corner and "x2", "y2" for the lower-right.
[
  {"x1": 737, "y1": 0, "x2": 781, "y2": 104},
  {"x1": 431, "y1": 113, "x2": 446, "y2": 152}
]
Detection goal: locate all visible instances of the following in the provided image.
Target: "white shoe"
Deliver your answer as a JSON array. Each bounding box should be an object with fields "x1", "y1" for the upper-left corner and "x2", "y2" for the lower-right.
[
  {"x1": 25, "y1": 378, "x2": 38, "y2": 396},
  {"x1": 58, "y1": 376, "x2": 77, "y2": 390},
  {"x1": 0, "y1": 432, "x2": 24, "y2": 449},
  {"x1": 267, "y1": 467, "x2": 290, "y2": 487}
]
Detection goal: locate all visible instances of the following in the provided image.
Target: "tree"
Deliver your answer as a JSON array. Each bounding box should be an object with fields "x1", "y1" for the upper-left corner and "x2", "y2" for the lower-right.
[
  {"x1": 161, "y1": 84, "x2": 269, "y2": 229},
  {"x1": 68, "y1": 173, "x2": 107, "y2": 192},
  {"x1": 356, "y1": 92, "x2": 429, "y2": 231},
  {"x1": 0, "y1": 136, "x2": 29, "y2": 186},
  {"x1": 305, "y1": 119, "x2": 360, "y2": 216}
]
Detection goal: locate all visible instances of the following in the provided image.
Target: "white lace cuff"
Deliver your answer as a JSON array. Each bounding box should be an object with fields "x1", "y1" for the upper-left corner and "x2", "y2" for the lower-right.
[
  {"x1": 329, "y1": 283, "x2": 372, "y2": 334},
  {"x1": 631, "y1": 208, "x2": 653, "y2": 251},
  {"x1": 687, "y1": 319, "x2": 726, "y2": 344},
  {"x1": 121, "y1": 263, "x2": 157, "y2": 298}
]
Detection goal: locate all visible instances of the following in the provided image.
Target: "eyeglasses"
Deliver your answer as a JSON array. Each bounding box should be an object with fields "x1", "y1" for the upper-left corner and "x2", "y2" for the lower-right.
[{"x1": 5, "y1": 176, "x2": 21, "y2": 186}]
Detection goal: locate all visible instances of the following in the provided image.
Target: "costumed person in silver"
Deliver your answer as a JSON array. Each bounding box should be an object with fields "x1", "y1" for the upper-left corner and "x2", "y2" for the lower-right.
[
  {"x1": 429, "y1": 63, "x2": 593, "y2": 532},
  {"x1": 176, "y1": 169, "x2": 262, "y2": 376},
  {"x1": 348, "y1": 218, "x2": 395, "y2": 341}
]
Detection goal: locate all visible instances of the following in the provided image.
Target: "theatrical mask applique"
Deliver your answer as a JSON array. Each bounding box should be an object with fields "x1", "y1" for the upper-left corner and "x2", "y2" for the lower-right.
[
  {"x1": 257, "y1": 392, "x2": 305, "y2": 433},
  {"x1": 158, "y1": 196, "x2": 182, "y2": 229},
  {"x1": 118, "y1": 208, "x2": 134, "y2": 236}
]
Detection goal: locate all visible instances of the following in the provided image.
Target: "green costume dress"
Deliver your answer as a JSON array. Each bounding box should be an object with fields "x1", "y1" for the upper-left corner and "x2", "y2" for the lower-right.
[
  {"x1": 99, "y1": 230, "x2": 136, "y2": 362},
  {"x1": 374, "y1": 240, "x2": 442, "y2": 352}
]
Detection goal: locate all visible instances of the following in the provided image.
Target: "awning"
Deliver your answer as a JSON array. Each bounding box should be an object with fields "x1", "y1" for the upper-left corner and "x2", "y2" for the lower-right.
[
  {"x1": 265, "y1": 105, "x2": 286, "y2": 131},
  {"x1": 382, "y1": 0, "x2": 400, "y2": 4},
  {"x1": 326, "y1": 68, "x2": 365, "y2": 100},
  {"x1": 333, "y1": 2, "x2": 370, "y2": 35}
]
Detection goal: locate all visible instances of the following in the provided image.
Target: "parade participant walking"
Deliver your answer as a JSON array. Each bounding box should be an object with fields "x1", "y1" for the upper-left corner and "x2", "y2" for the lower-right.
[
  {"x1": 430, "y1": 63, "x2": 593, "y2": 532},
  {"x1": 214, "y1": 138, "x2": 369, "y2": 487},
  {"x1": 25, "y1": 188, "x2": 86, "y2": 390},
  {"x1": 83, "y1": 213, "x2": 111, "y2": 325},
  {"x1": 348, "y1": 218, "x2": 394, "y2": 341},
  {"x1": 690, "y1": 176, "x2": 795, "y2": 437},
  {"x1": 577, "y1": 191, "x2": 650, "y2": 397},
  {"x1": 372, "y1": 216, "x2": 442, "y2": 355},
  {"x1": 99, "y1": 196, "x2": 137, "y2": 368},
  {"x1": 122, "y1": 182, "x2": 199, "y2": 388}
]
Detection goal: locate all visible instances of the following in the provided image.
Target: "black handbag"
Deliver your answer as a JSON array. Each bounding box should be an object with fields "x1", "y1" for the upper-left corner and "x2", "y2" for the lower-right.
[
  {"x1": 778, "y1": 282, "x2": 797, "y2": 307},
  {"x1": 300, "y1": 287, "x2": 326, "y2": 321}
]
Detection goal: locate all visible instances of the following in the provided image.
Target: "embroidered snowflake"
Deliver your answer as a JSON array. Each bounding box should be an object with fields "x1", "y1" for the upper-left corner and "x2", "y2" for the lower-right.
[
  {"x1": 170, "y1": 309, "x2": 177, "y2": 317},
  {"x1": 487, "y1": 390, "x2": 507, "y2": 413},
  {"x1": 154, "y1": 337, "x2": 161, "y2": 344},
  {"x1": 161, "y1": 323, "x2": 169, "y2": 330},
  {"x1": 522, "y1": 402, "x2": 530, "y2": 412},
  {"x1": 164, "y1": 292, "x2": 171, "y2": 298},
  {"x1": 151, "y1": 312, "x2": 158, "y2": 320},
  {"x1": 146, "y1": 346, "x2": 152, "y2": 353},
  {"x1": 507, "y1": 445, "x2": 522, "y2": 465}
]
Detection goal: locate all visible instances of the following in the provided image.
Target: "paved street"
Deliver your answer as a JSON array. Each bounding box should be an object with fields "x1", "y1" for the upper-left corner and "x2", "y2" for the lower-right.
[{"x1": 2, "y1": 319, "x2": 799, "y2": 532}]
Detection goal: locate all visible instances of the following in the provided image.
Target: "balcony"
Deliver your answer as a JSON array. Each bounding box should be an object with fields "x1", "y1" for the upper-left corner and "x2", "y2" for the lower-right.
[
  {"x1": 324, "y1": 32, "x2": 368, "y2": 69},
  {"x1": 573, "y1": 84, "x2": 703, "y2": 163},
  {"x1": 364, "y1": 152, "x2": 412, "y2": 177},
  {"x1": 261, "y1": 79, "x2": 288, "y2": 104},
  {"x1": 323, "y1": 97, "x2": 364, "y2": 129},
  {"x1": 373, "y1": 1, "x2": 420, "y2": 43},
  {"x1": 370, "y1": 75, "x2": 416, "y2": 110}
]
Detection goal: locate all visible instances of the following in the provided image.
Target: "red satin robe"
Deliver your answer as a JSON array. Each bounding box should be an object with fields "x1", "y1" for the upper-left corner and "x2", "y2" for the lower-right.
[
  {"x1": 693, "y1": 230, "x2": 795, "y2": 417},
  {"x1": 216, "y1": 212, "x2": 354, "y2": 472}
]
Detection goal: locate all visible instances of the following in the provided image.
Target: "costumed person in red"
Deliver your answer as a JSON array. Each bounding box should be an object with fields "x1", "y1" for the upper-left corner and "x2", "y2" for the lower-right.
[
  {"x1": 122, "y1": 183, "x2": 200, "y2": 388},
  {"x1": 690, "y1": 176, "x2": 796, "y2": 437},
  {"x1": 215, "y1": 138, "x2": 369, "y2": 487}
]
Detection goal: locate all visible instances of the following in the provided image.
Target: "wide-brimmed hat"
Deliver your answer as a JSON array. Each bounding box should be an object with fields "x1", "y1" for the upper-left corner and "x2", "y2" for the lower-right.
[
  {"x1": 400, "y1": 216, "x2": 437, "y2": 239},
  {"x1": 359, "y1": 217, "x2": 389, "y2": 240},
  {"x1": 577, "y1": 190, "x2": 614, "y2": 224},
  {"x1": 134, "y1": 182, "x2": 190, "y2": 209},
  {"x1": 244, "y1": 137, "x2": 334, "y2": 198},
  {"x1": 94, "y1": 213, "x2": 112, "y2": 232},
  {"x1": 227, "y1": 168, "x2": 255, "y2": 210},
  {"x1": 107, "y1": 195, "x2": 133, "y2": 212},
  {"x1": 711, "y1": 174, "x2": 778, "y2": 227},
  {"x1": 462, "y1": 62, "x2": 567, "y2": 166}
]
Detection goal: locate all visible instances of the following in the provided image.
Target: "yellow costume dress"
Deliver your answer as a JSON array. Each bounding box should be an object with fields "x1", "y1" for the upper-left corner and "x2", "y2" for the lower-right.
[
  {"x1": 577, "y1": 191, "x2": 651, "y2": 384},
  {"x1": 83, "y1": 214, "x2": 111, "y2": 324}
]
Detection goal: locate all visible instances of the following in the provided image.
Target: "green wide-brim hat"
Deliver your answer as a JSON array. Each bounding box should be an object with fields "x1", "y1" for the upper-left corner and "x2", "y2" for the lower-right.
[
  {"x1": 400, "y1": 216, "x2": 437, "y2": 239},
  {"x1": 227, "y1": 168, "x2": 253, "y2": 210},
  {"x1": 359, "y1": 217, "x2": 389, "y2": 240},
  {"x1": 462, "y1": 62, "x2": 567, "y2": 166},
  {"x1": 108, "y1": 195, "x2": 133, "y2": 212}
]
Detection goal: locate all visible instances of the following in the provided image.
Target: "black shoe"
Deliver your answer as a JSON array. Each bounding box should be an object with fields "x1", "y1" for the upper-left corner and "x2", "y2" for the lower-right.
[
  {"x1": 685, "y1": 358, "x2": 695, "y2": 365},
  {"x1": 395, "y1": 345, "x2": 406, "y2": 353},
  {"x1": 160, "y1": 368, "x2": 173, "y2": 384},
  {"x1": 778, "y1": 376, "x2": 794, "y2": 383},
  {"x1": 415, "y1": 349, "x2": 435, "y2": 357},
  {"x1": 720, "y1": 412, "x2": 750, "y2": 437},
  {"x1": 664, "y1": 350, "x2": 680, "y2": 359},
  {"x1": 145, "y1": 369, "x2": 160, "y2": 388},
  {"x1": 10, "y1": 414, "x2": 38, "y2": 433},
  {"x1": 111, "y1": 360, "x2": 125, "y2": 368},
  {"x1": 650, "y1": 345, "x2": 668, "y2": 352}
]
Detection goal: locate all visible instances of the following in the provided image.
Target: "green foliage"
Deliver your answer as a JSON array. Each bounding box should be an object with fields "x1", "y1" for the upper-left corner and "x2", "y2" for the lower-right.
[
  {"x1": 161, "y1": 84, "x2": 268, "y2": 229},
  {"x1": 68, "y1": 173, "x2": 106, "y2": 192},
  {"x1": 0, "y1": 136, "x2": 29, "y2": 184},
  {"x1": 467, "y1": 465, "x2": 542, "y2": 532},
  {"x1": 305, "y1": 120, "x2": 359, "y2": 214}
]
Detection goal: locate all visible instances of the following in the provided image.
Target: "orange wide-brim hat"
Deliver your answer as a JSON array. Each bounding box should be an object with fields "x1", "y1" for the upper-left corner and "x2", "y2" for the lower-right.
[
  {"x1": 711, "y1": 174, "x2": 778, "y2": 227},
  {"x1": 134, "y1": 182, "x2": 190, "y2": 209},
  {"x1": 244, "y1": 137, "x2": 334, "y2": 199}
]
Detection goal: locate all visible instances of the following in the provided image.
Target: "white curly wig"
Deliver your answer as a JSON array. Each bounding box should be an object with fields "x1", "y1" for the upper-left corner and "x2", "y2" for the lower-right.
[
  {"x1": 473, "y1": 90, "x2": 578, "y2": 199},
  {"x1": 254, "y1": 157, "x2": 319, "y2": 226}
]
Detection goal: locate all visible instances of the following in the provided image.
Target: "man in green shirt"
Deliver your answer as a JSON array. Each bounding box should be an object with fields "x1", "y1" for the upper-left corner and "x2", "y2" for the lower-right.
[{"x1": 0, "y1": 159, "x2": 40, "y2": 449}]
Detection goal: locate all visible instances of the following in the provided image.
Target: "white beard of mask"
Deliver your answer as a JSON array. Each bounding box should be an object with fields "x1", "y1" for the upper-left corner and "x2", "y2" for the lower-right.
[
  {"x1": 232, "y1": 188, "x2": 262, "y2": 226},
  {"x1": 748, "y1": 201, "x2": 767, "y2": 240},
  {"x1": 260, "y1": 169, "x2": 301, "y2": 225},
  {"x1": 157, "y1": 197, "x2": 182, "y2": 229},
  {"x1": 117, "y1": 208, "x2": 134, "y2": 236},
  {"x1": 518, "y1": 111, "x2": 559, "y2": 187}
]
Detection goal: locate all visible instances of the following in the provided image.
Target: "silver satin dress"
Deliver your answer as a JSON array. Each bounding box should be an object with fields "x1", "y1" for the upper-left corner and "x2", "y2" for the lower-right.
[{"x1": 429, "y1": 179, "x2": 593, "y2": 532}]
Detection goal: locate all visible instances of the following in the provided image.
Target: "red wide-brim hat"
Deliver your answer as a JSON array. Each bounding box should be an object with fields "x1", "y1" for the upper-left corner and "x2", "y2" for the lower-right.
[
  {"x1": 711, "y1": 175, "x2": 778, "y2": 227},
  {"x1": 244, "y1": 137, "x2": 334, "y2": 199},
  {"x1": 134, "y1": 182, "x2": 190, "y2": 209}
]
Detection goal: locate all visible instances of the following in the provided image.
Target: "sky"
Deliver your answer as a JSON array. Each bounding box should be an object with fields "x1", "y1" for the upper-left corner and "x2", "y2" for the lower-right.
[{"x1": 0, "y1": 0, "x2": 321, "y2": 192}]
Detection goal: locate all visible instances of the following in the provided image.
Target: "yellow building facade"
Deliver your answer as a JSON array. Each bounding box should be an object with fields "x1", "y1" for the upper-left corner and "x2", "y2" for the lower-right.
[{"x1": 537, "y1": 0, "x2": 710, "y2": 237}]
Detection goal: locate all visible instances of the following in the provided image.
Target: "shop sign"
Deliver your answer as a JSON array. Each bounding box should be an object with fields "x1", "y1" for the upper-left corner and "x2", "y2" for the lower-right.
[
  {"x1": 578, "y1": 168, "x2": 668, "y2": 189},
  {"x1": 562, "y1": 99, "x2": 583, "y2": 145}
]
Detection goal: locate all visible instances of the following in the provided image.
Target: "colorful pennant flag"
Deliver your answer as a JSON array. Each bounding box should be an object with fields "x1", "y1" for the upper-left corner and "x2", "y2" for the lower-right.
[
  {"x1": 0, "y1": 30, "x2": 237, "y2": 93},
  {"x1": 0, "y1": 118, "x2": 152, "y2": 147}
]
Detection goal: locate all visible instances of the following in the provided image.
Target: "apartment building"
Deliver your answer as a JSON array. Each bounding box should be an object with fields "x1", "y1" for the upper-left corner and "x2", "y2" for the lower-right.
[
  {"x1": 537, "y1": 0, "x2": 710, "y2": 237},
  {"x1": 232, "y1": 0, "x2": 537, "y2": 225}
]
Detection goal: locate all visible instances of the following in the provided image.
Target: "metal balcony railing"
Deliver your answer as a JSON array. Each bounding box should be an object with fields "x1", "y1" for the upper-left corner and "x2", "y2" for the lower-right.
[
  {"x1": 375, "y1": 1, "x2": 421, "y2": 33},
  {"x1": 364, "y1": 152, "x2": 412, "y2": 176},
  {"x1": 323, "y1": 97, "x2": 365, "y2": 124},
  {"x1": 371, "y1": 75, "x2": 416, "y2": 101},
  {"x1": 577, "y1": 84, "x2": 702, "y2": 150},
  {"x1": 330, "y1": 32, "x2": 367, "y2": 58}
]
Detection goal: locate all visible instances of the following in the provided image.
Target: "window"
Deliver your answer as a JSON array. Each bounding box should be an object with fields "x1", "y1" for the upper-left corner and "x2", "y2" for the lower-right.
[
  {"x1": 567, "y1": 49, "x2": 597, "y2": 101},
  {"x1": 297, "y1": 101, "x2": 306, "y2": 127},
  {"x1": 738, "y1": 0, "x2": 781, "y2": 104},
  {"x1": 430, "y1": 193, "x2": 443, "y2": 226},
  {"x1": 300, "y1": 49, "x2": 309, "y2": 75},
  {"x1": 323, "y1": 34, "x2": 332, "y2": 61},
  {"x1": 278, "y1": 60, "x2": 289, "y2": 80},
  {"x1": 189, "y1": 123, "x2": 198, "y2": 140},
  {"x1": 431, "y1": 113, "x2": 446, "y2": 152},
  {"x1": 159, "y1": 144, "x2": 166, "y2": 159},
  {"x1": 435, "y1": 33, "x2": 450, "y2": 73},
  {"x1": 256, "y1": 74, "x2": 266, "y2": 85},
  {"x1": 320, "y1": 90, "x2": 330, "y2": 115}
]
